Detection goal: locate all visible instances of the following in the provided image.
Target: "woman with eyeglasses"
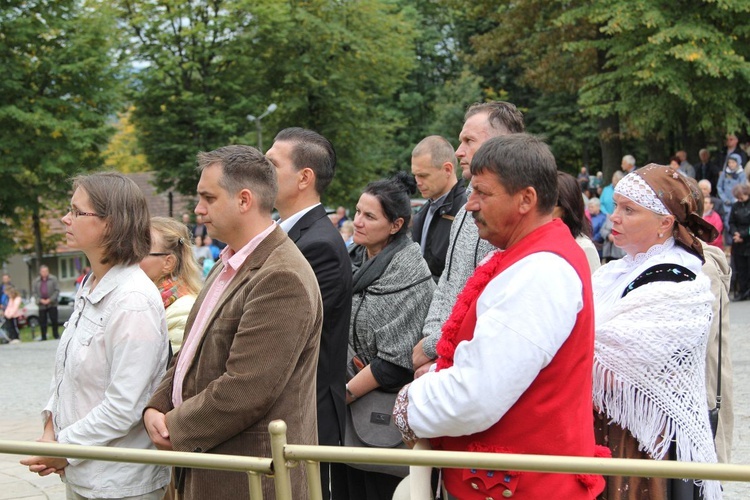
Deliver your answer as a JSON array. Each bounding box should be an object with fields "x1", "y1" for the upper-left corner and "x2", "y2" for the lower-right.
[
  {"x1": 140, "y1": 216, "x2": 201, "y2": 354},
  {"x1": 21, "y1": 172, "x2": 170, "y2": 500}
]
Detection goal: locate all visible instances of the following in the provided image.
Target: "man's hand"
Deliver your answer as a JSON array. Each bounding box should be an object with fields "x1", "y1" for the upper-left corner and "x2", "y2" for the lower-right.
[
  {"x1": 414, "y1": 361, "x2": 436, "y2": 379},
  {"x1": 144, "y1": 408, "x2": 173, "y2": 450},
  {"x1": 411, "y1": 338, "x2": 433, "y2": 371}
]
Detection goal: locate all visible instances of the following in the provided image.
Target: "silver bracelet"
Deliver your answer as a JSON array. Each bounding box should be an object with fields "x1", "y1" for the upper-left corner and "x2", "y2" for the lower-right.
[{"x1": 345, "y1": 383, "x2": 358, "y2": 401}]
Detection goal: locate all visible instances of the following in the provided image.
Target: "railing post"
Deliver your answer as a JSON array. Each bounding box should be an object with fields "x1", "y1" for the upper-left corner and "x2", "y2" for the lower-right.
[
  {"x1": 247, "y1": 471, "x2": 264, "y2": 500},
  {"x1": 305, "y1": 460, "x2": 323, "y2": 500},
  {"x1": 269, "y1": 420, "x2": 293, "y2": 500}
]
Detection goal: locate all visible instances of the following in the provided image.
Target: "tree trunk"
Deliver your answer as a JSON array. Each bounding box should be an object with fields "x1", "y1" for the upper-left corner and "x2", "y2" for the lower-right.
[
  {"x1": 32, "y1": 202, "x2": 43, "y2": 271},
  {"x1": 598, "y1": 114, "x2": 622, "y2": 186}
]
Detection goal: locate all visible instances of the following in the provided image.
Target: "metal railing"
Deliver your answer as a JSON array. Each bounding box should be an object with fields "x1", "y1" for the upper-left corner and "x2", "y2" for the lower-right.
[{"x1": 3, "y1": 419, "x2": 750, "y2": 499}]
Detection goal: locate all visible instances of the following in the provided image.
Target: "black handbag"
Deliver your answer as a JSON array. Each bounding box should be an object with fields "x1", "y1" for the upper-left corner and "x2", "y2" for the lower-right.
[{"x1": 344, "y1": 346, "x2": 408, "y2": 477}]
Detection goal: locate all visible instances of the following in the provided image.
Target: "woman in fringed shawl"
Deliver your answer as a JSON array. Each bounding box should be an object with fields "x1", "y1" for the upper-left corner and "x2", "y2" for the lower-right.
[{"x1": 592, "y1": 164, "x2": 722, "y2": 500}]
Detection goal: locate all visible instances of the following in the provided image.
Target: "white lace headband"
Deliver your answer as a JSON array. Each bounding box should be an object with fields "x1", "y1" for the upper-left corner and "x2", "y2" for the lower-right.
[{"x1": 614, "y1": 172, "x2": 670, "y2": 215}]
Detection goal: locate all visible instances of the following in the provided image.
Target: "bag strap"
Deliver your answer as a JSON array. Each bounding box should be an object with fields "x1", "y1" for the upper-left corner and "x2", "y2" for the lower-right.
[
  {"x1": 621, "y1": 263, "x2": 696, "y2": 298},
  {"x1": 716, "y1": 295, "x2": 722, "y2": 410}
]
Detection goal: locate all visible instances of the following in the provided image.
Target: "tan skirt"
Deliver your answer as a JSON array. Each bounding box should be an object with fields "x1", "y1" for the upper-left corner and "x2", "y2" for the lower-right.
[{"x1": 594, "y1": 411, "x2": 702, "y2": 500}]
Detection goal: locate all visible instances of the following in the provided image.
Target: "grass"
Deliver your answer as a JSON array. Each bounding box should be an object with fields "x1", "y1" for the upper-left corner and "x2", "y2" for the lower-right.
[{"x1": 2, "y1": 326, "x2": 47, "y2": 343}]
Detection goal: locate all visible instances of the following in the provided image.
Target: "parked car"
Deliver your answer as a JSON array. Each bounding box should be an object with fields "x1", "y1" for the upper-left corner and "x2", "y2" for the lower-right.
[
  {"x1": 411, "y1": 198, "x2": 428, "y2": 215},
  {"x1": 18, "y1": 292, "x2": 76, "y2": 330}
]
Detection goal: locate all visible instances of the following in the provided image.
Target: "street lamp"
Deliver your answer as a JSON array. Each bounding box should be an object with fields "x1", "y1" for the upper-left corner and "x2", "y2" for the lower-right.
[{"x1": 246, "y1": 103, "x2": 278, "y2": 153}]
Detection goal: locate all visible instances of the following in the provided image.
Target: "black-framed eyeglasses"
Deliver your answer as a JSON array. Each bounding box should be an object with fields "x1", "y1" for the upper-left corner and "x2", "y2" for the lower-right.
[
  {"x1": 148, "y1": 252, "x2": 171, "y2": 257},
  {"x1": 68, "y1": 207, "x2": 101, "y2": 219}
]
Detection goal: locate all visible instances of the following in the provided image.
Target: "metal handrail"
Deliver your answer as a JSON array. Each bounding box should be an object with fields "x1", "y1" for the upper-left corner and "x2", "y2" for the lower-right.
[
  {"x1": 284, "y1": 443, "x2": 750, "y2": 482},
  {"x1": 0, "y1": 440, "x2": 272, "y2": 473},
  {"x1": 3, "y1": 420, "x2": 750, "y2": 500}
]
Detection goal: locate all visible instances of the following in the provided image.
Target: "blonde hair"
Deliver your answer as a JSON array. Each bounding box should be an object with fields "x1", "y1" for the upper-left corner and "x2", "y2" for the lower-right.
[{"x1": 150, "y1": 217, "x2": 202, "y2": 295}]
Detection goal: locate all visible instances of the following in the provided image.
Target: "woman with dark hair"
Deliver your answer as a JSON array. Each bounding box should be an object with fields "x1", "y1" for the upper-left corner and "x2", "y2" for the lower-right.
[
  {"x1": 592, "y1": 164, "x2": 720, "y2": 499},
  {"x1": 730, "y1": 183, "x2": 750, "y2": 300},
  {"x1": 555, "y1": 171, "x2": 600, "y2": 273},
  {"x1": 343, "y1": 172, "x2": 435, "y2": 500},
  {"x1": 21, "y1": 172, "x2": 170, "y2": 499}
]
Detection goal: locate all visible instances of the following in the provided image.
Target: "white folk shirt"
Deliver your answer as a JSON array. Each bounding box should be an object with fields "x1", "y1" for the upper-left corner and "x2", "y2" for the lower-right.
[
  {"x1": 44, "y1": 264, "x2": 170, "y2": 498},
  {"x1": 407, "y1": 252, "x2": 583, "y2": 438}
]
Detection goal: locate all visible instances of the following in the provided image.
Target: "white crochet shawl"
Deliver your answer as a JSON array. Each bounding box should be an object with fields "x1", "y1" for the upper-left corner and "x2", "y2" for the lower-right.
[{"x1": 593, "y1": 242, "x2": 721, "y2": 500}]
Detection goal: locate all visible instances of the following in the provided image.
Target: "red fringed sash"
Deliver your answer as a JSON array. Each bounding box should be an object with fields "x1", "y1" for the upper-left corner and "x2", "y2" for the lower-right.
[{"x1": 435, "y1": 250, "x2": 505, "y2": 370}]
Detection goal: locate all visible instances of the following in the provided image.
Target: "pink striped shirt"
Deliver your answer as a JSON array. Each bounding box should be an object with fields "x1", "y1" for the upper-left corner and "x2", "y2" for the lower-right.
[{"x1": 171, "y1": 223, "x2": 276, "y2": 406}]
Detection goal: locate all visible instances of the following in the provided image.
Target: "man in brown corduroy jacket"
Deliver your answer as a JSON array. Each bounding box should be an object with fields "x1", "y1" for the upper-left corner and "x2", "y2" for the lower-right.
[{"x1": 144, "y1": 145, "x2": 323, "y2": 499}]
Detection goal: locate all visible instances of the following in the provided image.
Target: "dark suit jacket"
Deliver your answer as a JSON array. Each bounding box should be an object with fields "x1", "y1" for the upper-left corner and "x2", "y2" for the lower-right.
[
  {"x1": 287, "y1": 204, "x2": 352, "y2": 446},
  {"x1": 412, "y1": 181, "x2": 468, "y2": 279},
  {"x1": 148, "y1": 226, "x2": 323, "y2": 499}
]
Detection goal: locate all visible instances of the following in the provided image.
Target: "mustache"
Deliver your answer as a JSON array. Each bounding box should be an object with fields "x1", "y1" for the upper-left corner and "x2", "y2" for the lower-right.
[{"x1": 471, "y1": 211, "x2": 484, "y2": 224}]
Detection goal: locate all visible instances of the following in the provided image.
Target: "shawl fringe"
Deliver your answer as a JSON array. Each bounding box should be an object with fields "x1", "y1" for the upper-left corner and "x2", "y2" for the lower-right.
[{"x1": 593, "y1": 275, "x2": 722, "y2": 500}]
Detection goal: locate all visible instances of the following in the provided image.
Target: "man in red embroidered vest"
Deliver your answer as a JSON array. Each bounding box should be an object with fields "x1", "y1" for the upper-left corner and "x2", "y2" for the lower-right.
[{"x1": 394, "y1": 134, "x2": 606, "y2": 499}]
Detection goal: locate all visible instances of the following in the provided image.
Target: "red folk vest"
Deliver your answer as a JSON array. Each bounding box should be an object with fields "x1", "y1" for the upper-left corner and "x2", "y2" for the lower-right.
[{"x1": 433, "y1": 219, "x2": 606, "y2": 499}]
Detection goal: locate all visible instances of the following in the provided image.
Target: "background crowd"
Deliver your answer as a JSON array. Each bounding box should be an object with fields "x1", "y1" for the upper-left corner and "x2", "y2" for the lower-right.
[
  {"x1": 577, "y1": 135, "x2": 750, "y2": 302},
  {"x1": 13, "y1": 101, "x2": 735, "y2": 500}
]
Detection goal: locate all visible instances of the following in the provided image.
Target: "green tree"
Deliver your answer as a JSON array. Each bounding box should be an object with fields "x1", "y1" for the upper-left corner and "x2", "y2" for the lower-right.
[
  {"x1": 103, "y1": 107, "x2": 151, "y2": 173},
  {"x1": 387, "y1": 0, "x2": 466, "y2": 164},
  {"x1": 560, "y1": 0, "x2": 750, "y2": 162},
  {"x1": 0, "y1": 0, "x2": 123, "y2": 265},
  {"x1": 120, "y1": 0, "x2": 416, "y2": 207},
  {"x1": 444, "y1": 0, "x2": 750, "y2": 181}
]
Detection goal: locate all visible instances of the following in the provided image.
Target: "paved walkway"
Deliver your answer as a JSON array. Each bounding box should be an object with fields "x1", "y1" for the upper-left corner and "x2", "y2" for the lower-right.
[{"x1": 1, "y1": 301, "x2": 749, "y2": 499}]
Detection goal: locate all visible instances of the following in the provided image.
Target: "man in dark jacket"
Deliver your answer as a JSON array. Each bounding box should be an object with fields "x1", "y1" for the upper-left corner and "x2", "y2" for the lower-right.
[
  {"x1": 720, "y1": 134, "x2": 748, "y2": 169},
  {"x1": 266, "y1": 127, "x2": 352, "y2": 500},
  {"x1": 696, "y1": 148, "x2": 721, "y2": 197},
  {"x1": 32, "y1": 265, "x2": 60, "y2": 340},
  {"x1": 411, "y1": 135, "x2": 467, "y2": 280}
]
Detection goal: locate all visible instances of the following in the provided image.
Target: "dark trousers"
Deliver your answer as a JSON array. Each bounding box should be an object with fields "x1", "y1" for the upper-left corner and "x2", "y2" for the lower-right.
[
  {"x1": 734, "y1": 252, "x2": 750, "y2": 299},
  {"x1": 39, "y1": 306, "x2": 59, "y2": 340},
  {"x1": 5, "y1": 318, "x2": 19, "y2": 340}
]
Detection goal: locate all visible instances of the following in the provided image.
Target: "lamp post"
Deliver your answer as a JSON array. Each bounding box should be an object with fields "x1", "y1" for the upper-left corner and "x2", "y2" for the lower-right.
[{"x1": 246, "y1": 103, "x2": 278, "y2": 153}]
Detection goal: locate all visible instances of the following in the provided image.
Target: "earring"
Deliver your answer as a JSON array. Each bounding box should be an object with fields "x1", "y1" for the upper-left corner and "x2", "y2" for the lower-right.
[{"x1": 658, "y1": 232, "x2": 663, "y2": 238}]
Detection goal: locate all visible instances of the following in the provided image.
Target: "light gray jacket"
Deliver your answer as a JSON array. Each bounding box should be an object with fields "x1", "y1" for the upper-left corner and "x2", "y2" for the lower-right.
[
  {"x1": 421, "y1": 204, "x2": 495, "y2": 358},
  {"x1": 350, "y1": 241, "x2": 435, "y2": 370}
]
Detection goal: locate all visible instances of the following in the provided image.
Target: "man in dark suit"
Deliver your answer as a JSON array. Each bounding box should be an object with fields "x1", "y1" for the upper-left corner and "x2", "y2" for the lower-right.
[
  {"x1": 696, "y1": 148, "x2": 721, "y2": 197},
  {"x1": 266, "y1": 128, "x2": 353, "y2": 500},
  {"x1": 411, "y1": 135, "x2": 467, "y2": 280},
  {"x1": 144, "y1": 145, "x2": 323, "y2": 499}
]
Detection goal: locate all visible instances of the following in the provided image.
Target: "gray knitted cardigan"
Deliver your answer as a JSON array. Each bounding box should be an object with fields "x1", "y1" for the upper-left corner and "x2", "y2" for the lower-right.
[
  {"x1": 350, "y1": 241, "x2": 435, "y2": 370},
  {"x1": 420, "y1": 204, "x2": 495, "y2": 359}
]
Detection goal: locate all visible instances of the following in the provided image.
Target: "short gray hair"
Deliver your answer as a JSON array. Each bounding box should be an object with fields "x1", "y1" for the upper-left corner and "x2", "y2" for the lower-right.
[
  {"x1": 622, "y1": 155, "x2": 636, "y2": 167},
  {"x1": 464, "y1": 101, "x2": 525, "y2": 135},
  {"x1": 412, "y1": 135, "x2": 456, "y2": 170}
]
